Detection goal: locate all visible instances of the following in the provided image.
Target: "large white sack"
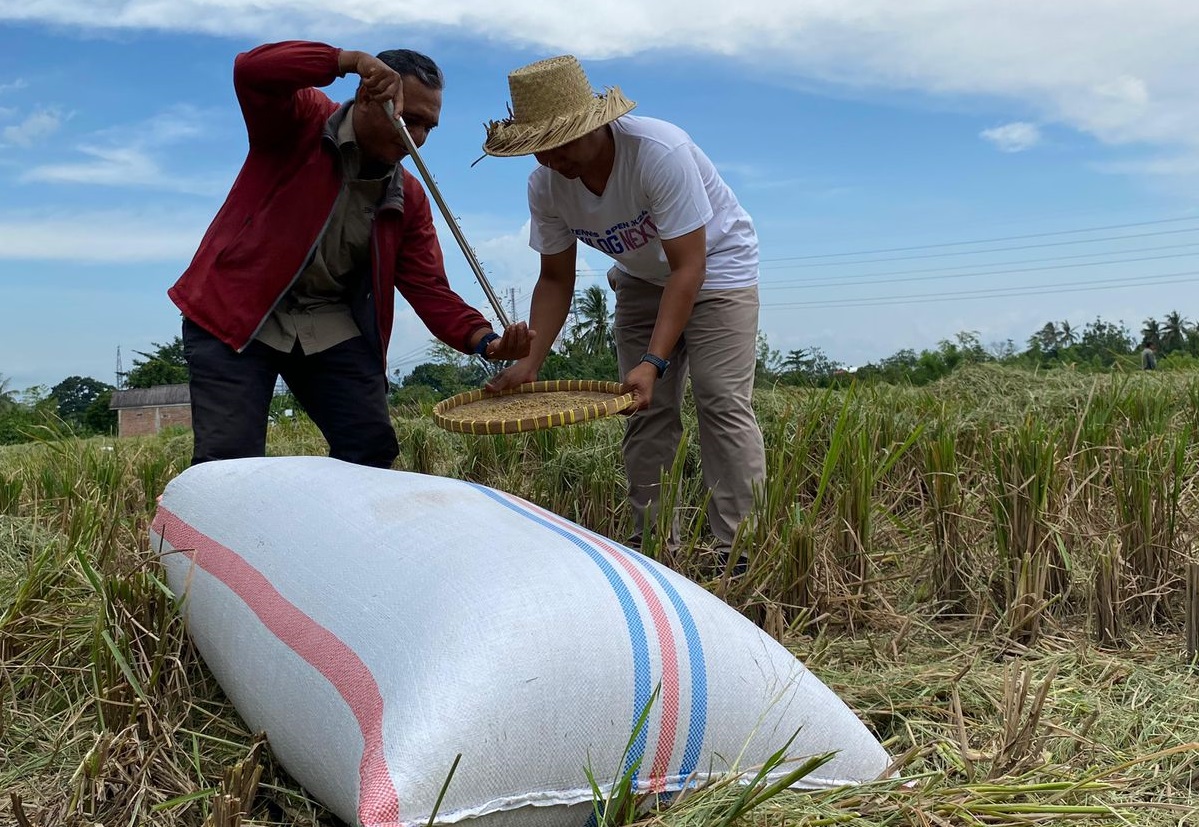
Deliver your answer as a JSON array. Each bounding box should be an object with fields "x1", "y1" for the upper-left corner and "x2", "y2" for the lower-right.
[{"x1": 150, "y1": 456, "x2": 888, "y2": 826}]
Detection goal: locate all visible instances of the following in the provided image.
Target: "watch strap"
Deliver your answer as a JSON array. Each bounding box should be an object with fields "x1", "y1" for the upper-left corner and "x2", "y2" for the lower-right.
[{"x1": 639, "y1": 353, "x2": 669, "y2": 378}]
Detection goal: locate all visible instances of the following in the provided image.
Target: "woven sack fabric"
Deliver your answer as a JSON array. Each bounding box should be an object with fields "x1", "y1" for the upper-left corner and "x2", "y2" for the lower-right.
[{"x1": 151, "y1": 457, "x2": 889, "y2": 826}]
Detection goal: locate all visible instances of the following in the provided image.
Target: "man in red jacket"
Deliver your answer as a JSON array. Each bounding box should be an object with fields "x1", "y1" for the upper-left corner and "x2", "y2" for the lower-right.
[{"x1": 170, "y1": 41, "x2": 531, "y2": 468}]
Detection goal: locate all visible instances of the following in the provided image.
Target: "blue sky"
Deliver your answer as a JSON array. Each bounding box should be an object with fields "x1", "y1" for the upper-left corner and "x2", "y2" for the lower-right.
[{"x1": 3, "y1": 2, "x2": 1199, "y2": 392}]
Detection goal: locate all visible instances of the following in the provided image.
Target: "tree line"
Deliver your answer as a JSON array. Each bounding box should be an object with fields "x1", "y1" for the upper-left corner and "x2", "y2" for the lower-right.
[
  {"x1": 0, "y1": 340, "x2": 187, "y2": 443},
  {"x1": 1, "y1": 296, "x2": 1193, "y2": 444}
]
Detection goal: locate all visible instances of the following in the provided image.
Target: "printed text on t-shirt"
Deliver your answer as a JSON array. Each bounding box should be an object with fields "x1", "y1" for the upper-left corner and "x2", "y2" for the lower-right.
[{"x1": 573, "y1": 211, "x2": 659, "y2": 256}]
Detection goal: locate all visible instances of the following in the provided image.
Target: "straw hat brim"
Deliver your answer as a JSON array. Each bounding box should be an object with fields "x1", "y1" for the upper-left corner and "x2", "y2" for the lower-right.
[{"x1": 482, "y1": 88, "x2": 636, "y2": 157}]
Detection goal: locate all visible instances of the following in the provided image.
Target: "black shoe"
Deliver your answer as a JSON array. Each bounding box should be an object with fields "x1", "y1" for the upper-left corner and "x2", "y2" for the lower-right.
[{"x1": 715, "y1": 550, "x2": 748, "y2": 577}]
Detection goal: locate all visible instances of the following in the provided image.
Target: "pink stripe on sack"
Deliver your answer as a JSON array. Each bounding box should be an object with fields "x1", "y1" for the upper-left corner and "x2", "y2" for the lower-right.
[
  {"x1": 153, "y1": 506, "x2": 401, "y2": 827},
  {"x1": 499, "y1": 495, "x2": 682, "y2": 792}
]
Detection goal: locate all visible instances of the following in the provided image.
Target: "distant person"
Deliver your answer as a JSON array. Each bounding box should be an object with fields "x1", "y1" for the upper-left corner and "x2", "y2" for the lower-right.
[
  {"x1": 1142, "y1": 341, "x2": 1158, "y2": 371},
  {"x1": 169, "y1": 41, "x2": 531, "y2": 468},
  {"x1": 481, "y1": 55, "x2": 765, "y2": 568}
]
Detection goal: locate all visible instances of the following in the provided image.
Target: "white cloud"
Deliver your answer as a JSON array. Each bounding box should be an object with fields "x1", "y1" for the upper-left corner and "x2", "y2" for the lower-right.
[
  {"x1": 0, "y1": 209, "x2": 209, "y2": 263},
  {"x1": 21, "y1": 144, "x2": 221, "y2": 194},
  {"x1": 0, "y1": 79, "x2": 27, "y2": 94},
  {"x1": 716, "y1": 160, "x2": 816, "y2": 191},
  {"x1": 3, "y1": 2, "x2": 1197, "y2": 175},
  {"x1": 19, "y1": 105, "x2": 225, "y2": 194},
  {"x1": 464, "y1": 217, "x2": 537, "y2": 284},
  {"x1": 2, "y1": 108, "x2": 63, "y2": 147},
  {"x1": 1094, "y1": 154, "x2": 1199, "y2": 177},
  {"x1": 980, "y1": 121, "x2": 1041, "y2": 153}
]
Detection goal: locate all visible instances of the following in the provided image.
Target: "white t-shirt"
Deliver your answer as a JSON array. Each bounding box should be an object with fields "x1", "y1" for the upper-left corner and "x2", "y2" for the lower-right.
[{"x1": 528, "y1": 115, "x2": 759, "y2": 290}]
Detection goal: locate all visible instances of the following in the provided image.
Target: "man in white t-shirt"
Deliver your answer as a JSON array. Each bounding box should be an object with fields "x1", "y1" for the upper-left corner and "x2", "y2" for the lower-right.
[{"x1": 482, "y1": 55, "x2": 766, "y2": 567}]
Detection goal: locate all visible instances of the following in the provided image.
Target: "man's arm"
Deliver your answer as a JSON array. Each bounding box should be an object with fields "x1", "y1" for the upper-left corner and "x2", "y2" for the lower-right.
[
  {"x1": 486, "y1": 245, "x2": 578, "y2": 390},
  {"x1": 336, "y1": 49, "x2": 404, "y2": 114},
  {"x1": 233, "y1": 42, "x2": 403, "y2": 148},
  {"x1": 622, "y1": 227, "x2": 707, "y2": 411}
]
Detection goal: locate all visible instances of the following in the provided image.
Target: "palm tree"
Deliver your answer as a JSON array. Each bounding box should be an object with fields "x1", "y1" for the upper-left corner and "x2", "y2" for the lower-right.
[
  {"x1": 1161, "y1": 310, "x2": 1188, "y2": 353},
  {"x1": 1030, "y1": 321, "x2": 1059, "y2": 353},
  {"x1": 569, "y1": 286, "x2": 614, "y2": 356},
  {"x1": 1141, "y1": 317, "x2": 1162, "y2": 349},
  {"x1": 0, "y1": 373, "x2": 14, "y2": 414},
  {"x1": 1057, "y1": 320, "x2": 1078, "y2": 348}
]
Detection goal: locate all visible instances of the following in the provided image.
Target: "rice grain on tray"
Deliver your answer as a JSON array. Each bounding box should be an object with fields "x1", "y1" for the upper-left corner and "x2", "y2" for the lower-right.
[{"x1": 454, "y1": 391, "x2": 617, "y2": 418}]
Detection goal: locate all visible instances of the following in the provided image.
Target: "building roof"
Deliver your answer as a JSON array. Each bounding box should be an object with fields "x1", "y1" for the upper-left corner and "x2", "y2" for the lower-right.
[{"x1": 109, "y1": 384, "x2": 191, "y2": 409}]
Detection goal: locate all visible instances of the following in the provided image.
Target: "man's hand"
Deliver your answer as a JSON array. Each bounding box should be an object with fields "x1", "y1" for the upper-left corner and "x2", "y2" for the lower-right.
[
  {"x1": 622, "y1": 361, "x2": 659, "y2": 412},
  {"x1": 484, "y1": 322, "x2": 534, "y2": 361},
  {"x1": 339, "y1": 50, "x2": 403, "y2": 119},
  {"x1": 486, "y1": 357, "x2": 540, "y2": 392}
]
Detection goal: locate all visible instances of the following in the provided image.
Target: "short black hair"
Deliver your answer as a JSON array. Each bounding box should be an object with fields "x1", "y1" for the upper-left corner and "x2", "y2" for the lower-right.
[{"x1": 376, "y1": 49, "x2": 444, "y2": 90}]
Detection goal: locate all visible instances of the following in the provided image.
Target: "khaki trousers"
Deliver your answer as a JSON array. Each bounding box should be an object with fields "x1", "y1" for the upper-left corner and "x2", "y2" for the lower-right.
[{"x1": 609, "y1": 268, "x2": 767, "y2": 552}]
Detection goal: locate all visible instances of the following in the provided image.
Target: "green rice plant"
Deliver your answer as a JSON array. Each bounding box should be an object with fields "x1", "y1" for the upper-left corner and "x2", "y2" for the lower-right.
[
  {"x1": 1183, "y1": 378, "x2": 1199, "y2": 434},
  {"x1": 835, "y1": 421, "x2": 874, "y2": 593},
  {"x1": 1111, "y1": 425, "x2": 1191, "y2": 625},
  {"x1": 0, "y1": 469, "x2": 21, "y2": 516},
  {"x1": 725, "y1": 389, "x2": 842, "y2": 625},
  {"x1": 988, "y1": 416, "x2": 1070, "y2": 644},
  {"x1": 584, "y1": 683, "x2": 838, "y2": 827},
  {"x1": 920, "y1": 419, "x2": 972, "y2": 610},
  {"x1": 525, "y1": 426, "x2": 560, "y2": 467},
  {"x1": 483, "y1": 428, "x2": 536, "y2": 478},
  {"x1": 1093, "y1": 534, "x2": 1123, "y2": 648},
  {"x1": 0, "y1": 517, "x2": 67, "y2": 636},
  {"x1": 989, "y1": 664, "x2": 1057, "y2": 779},
  {"x1": 1064, "y1": 378, "x2": 1119, "y2": 515},
  {"x1": 1186, "y1": 562, "x2": 1198, "y2": 662},
  {"x1": 637, "y1": 435, "x2": 709, "y2": 577},
  {"x1": 585, "y1": 685, "x2": 659, "y2": 826},
  {"x1": 636, "y1": 739, "x2": 835, "y2": 827},
  {"x1": 520, "y1": 422, "x2": 626, "y2": 538},
  {"x1": 391, "y1": 419, "x2": 446, "y2": 475},
  {"x1": 768, "y1": 393, "x2": 849, "y2": 629},
  {"x1": 1116, "y1": 375, "x2": 1175, "y2": 433},
  {"x1": 267, "y1": 409, "x2": 330, "y2": 458},
  {"x1": 132, "y1": 445, "x2": 186, "y2": 515},
  {"x1": 421, "y1": 753, "x2": 462, "y2": 827},
  {"x1": 455, "y1": 432, "x2": 503, "y2": 483},
  {"x1": 832, "y1": 400, "x2": 921, "y2": 605},
  {"x1": 200, "y1": 738, "x2": 265, "y2": 827}
]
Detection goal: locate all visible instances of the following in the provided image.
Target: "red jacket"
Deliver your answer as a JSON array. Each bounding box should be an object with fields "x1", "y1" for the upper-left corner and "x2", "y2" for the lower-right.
[{"x1": 168, "y1": 41, "x2": 489, "y2": 360}]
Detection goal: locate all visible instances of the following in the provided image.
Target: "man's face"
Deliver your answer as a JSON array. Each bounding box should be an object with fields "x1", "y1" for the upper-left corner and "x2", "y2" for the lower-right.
[
  {"x1": 355, "y1": 76, "x2": 442, "y2": 165},
  {"x1": 533, "y1": 129, "x2": 605, "y2": 179}
]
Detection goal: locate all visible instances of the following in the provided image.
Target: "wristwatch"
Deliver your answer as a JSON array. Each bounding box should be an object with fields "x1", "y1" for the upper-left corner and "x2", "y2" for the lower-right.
[
  {"x1": 639, "y1": 353, "x2": 669, "y2": 378},
  {"x1": 474, "y1": 331, "x2": 502, "y2": 359}
]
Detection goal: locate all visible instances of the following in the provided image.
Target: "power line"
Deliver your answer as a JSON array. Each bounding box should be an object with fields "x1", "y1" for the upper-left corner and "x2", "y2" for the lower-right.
[
  {"x1": 763, "y1": 269, "x2": 1199, "y2": 310},
  {"x1": 760, "y1": 249, "x2": 1199, "y2": 291},
  {"x1": 757, "y1": 226, "x2": 1199, "y2": 269},
  {"x1": 754, "y1": 214, "x2": 1199, "y2": 262},
  {"x1": 571, "y1": 223, "x2": 1199, "y2": 276},
  {"x1": 759, "y1": 241, "x2": 1199, "y2": 287}
]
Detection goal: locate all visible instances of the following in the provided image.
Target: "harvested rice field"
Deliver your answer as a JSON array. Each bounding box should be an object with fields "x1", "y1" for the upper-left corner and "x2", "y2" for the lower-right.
[{"x1": 3, "y1": 365, "x2": 1197, "y2": 826}]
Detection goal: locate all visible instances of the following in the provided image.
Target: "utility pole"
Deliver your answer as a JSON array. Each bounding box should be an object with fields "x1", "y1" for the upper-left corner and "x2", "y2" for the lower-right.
[
  {"x1": 507, "y1": 287, "x2": 518, "y2": 324},
  {"x1": 115, "y1": 346, "x2": 126, "y2": 390}
]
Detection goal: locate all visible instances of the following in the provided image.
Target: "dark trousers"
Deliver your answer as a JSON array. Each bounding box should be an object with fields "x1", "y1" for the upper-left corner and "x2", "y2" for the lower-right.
[{"x1": 182, "y1": 318, "x2": 399, "y2": 469}]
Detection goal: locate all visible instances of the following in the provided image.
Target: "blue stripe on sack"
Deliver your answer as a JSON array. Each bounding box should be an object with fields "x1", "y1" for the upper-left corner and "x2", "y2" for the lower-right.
[
  {"x1": 470, "y1": 486, "x2": 654, "y2": 782},
  {"x1": 636, "y1": 563, "x2": 708, "y2": 779}
]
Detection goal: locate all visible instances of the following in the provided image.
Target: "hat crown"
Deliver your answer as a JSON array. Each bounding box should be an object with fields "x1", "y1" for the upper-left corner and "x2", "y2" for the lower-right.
[
  {"x1": 482, "y1": 55, "x2": 635, "y2": 158},
  {"x1": 508, "y1": 55, "x2": 596, "y2": 125}
]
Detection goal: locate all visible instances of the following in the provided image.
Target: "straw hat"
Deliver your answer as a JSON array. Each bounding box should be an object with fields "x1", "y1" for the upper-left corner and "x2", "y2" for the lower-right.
[{"x1": 482, "y1": 55, "x2": 636, "y2": 157}]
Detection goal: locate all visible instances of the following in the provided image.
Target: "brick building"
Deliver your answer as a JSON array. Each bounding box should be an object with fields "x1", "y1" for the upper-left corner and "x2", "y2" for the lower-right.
[{"x1": 109, "y1": 384, "x2": 192, "y2": 437}]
